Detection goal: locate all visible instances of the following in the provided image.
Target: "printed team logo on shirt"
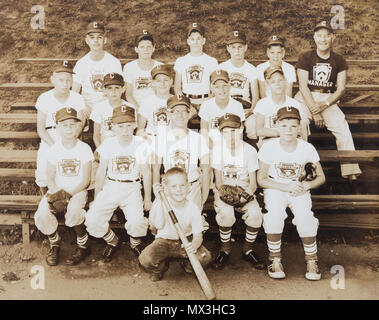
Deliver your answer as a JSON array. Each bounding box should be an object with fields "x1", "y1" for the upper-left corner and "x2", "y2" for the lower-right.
[
  {"x1": 210, "y1": 117, "x2": 220, "y2": 129},
  {"x1": 186, "y1": 65, "x2": 204, "y2": 83},
  {"x1": 59, "y1": 159, "x2": 80, "y2": 177},
  {"x1": 222, "y1": 164, "x2": 241, "y2": 180},
  {"x1": 102, "y1": 117, "x2": 112, "y2": 131},
  {"x1": 230, "y1": 72, "x2": 247, "y2": 89},
  {"x1": 313, "y1": 63, "x2": 332, "y2": 83},
  {"x1": 169, "y1": 150, "x2": 190, "y2": 172},
  {"x1": 275, "y1": 162, "x2": 301, "y2": 180},
  {"x1": 90, "y1": 73, "x2": 105, "y2": 92},
  {"x1": 112, "y1": 156, "x2": 136, "y2": 175},
  {"x1": 153, "y1": 107, "x2": 168, "y2": 126},
  {"x1": 135, "y1": 77, "x2": 152, "y2": 90}
]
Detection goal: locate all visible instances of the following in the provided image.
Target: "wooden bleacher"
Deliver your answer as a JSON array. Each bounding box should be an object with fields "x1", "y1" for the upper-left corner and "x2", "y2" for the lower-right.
[{"x1": 1, "y1": 57, "x2": 379, "y2": 244}]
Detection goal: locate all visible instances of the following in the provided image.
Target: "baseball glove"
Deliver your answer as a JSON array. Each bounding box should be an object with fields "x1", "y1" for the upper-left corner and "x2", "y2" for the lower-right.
[
  {"x1": 46, "y1": 189, "x2": 72, "y2": 215},
  {"x1": 254, "y1": 188, "x2": 268, "y2": 214},
  {"x1": 298, "y1": 162, "x2": 317, "y2": 182},
  {"x1": 219, "y1": 185, "x2": 254, "y2": 207}
]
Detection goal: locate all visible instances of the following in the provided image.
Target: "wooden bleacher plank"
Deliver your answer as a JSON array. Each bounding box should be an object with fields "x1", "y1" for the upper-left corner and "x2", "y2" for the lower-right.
[
  {"x1": 316, "y1": 213, "x2": 379, "y2": 229},
  {"x1": 0, "y1": 131, "x2": 39, "y2": 140},
  {"x1": 318, "y1": 150, "x2": 379, "y2": 162},
  {"x1": 310, "y1": 132, "x2": 378, "y2": 140},
  {"x1": 0, "y1": 113, "x2": 37, "y2": 123},
  {"x1": 345, "y1": 114, "x2": 379, "y2": 121},
  {"x1": 0, "y1": 149, "x2": 37, "y2": 163},
  {"x1": 0, "y1": 213, "x2": 21, "y2": 225},
  {"x1": 10, "y1": 102, "x2": 36, "y2": 111},
  {"x1": 0, "y1": 195, "x2": 40, "y2": 210},
  {"x1": 0, "y1": 168, "x2": 35, "y2": 180}
]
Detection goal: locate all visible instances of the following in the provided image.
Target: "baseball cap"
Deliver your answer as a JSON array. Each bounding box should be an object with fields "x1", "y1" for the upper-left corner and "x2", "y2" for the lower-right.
[
  {"x1": 187, "y1": 22, "x2": 205, "y2": 37},
  {"x1": 218, "y1": 113, "x2": 242, "y2": 131},
  {"x1": 267, "y1": 35, "x2": 284, "y2": 47},
  {"x1": 86, "y1": 21, "x2": 105, "y2": 35},
  {"x1": 112, "y1": 105, "x2": 136, "y2": 124},
  {"x1": 276, "y1": 106, "x2": 301, "y2": 122},
  {"x1": 167, "y1": 95, "x2": 191, "y2": 110},
  {"x1": 264, "y1": 66, "x2": 284, "y2": 80},
  {"x1": 151, "y1": 64, "x2": 173, "y2": 79},
  {"x1": 103, "y1": 73, "x2": 124, "y2": 87},
  {"x1": 210, "y1": 69, "x2": 230, "y2": 84},
  {"x1": 135, "y1": 29, "x2": 154, "y2": 46},
  {"x1": 314, "y1": 20, "x2": 333, "y2": 33},
  {"x1": 226, "y1": 30, "x2": 247, "y2": 45},
  {"x1": 54, "y1": 60, "x2": 75, "y2": 74},
  {"x1": 55, "y1": 107, "x2": 81, "y2": 123}
]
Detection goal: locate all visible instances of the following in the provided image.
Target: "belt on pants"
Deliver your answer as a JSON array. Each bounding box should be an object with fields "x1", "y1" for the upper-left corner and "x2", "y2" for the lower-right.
[
  {"x1": 190, "y1": 178, "x2": 199, "y2": 185},
  {"x1": 311, "y1": 88, "x2": 334, "y2": 94},
  {"x1": 45, "y1": 126, "x2": 56, "y2": 130},
  {"x1": 183, "y1": 93, "x2": 209, "y2": 99},
  {"x1": 108, "y1": 177, "x2": 141, "y2": 183}
]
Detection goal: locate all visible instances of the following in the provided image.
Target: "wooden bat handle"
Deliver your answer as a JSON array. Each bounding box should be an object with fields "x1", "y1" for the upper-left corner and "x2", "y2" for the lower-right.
[{"x1": 158, "y1": 191, "x2": 216, "y2": 300}]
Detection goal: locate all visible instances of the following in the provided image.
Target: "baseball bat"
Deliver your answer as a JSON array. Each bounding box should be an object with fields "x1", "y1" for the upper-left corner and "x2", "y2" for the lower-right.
[{"x1": 158, "y1": 191, "x2": 216, "y2": 300}]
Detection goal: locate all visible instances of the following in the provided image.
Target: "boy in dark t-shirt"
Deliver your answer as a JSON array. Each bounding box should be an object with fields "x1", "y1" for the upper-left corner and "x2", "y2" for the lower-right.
[{"x1": 295, "y1": 21, "x2": 361, "y2": 180}]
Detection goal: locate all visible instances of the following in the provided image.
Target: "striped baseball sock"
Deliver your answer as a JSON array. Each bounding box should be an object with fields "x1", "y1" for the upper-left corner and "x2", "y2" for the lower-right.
[
  {"x1": 77, "y1": 233, "x2": 89, "y2": 249},
  {"x1": 267, "y1": 239, "x2": 282, "y2": 260},
  {"x1": 243, "y1": 227, "x2": 259, "y2": 254},
  {"x1": 302, "y1": 238, "x2": 318, "y2": 261},
  {"x1": 130, "y1": 237, "x2": 141, "y2": 248},
  {"x1": 48, "y1": 231, "x2": 60, "y2": 247},
  {"x1": 103, "y1": 229, "x2": 119, "y2": 247},
  {"x1": 219, "y1": 227, "x2": 232, "y2": 254}
]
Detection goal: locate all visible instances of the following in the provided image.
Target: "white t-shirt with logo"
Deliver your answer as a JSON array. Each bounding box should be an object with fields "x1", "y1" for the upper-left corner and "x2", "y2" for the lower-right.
[
  {"x1": 256, "y1": 60, "x2": 296, "y2": 96},
  {"x1": 212, "y1": 140, "x2": 259, "y2": 190},
  {"x1": 73, "y1": 52, "x2": 122, "y2": 107},
  {"x1": 47, "y1": 140, "x2": 94, "y2": 190},
  {"x1": 155, "y1": 129, "x2": 209, "y2": 183},
  {"x1": 123, "y1": 59, "x2": 163, "y2": 105},
  {"x1": 149, "y1": 198, "x2": 204, "y2": 240},
  {"x1": 97, "y1": 136, "x2": 151, "y2": 181},
  {"x1": 35, "y1": 89, "x2": 86, "y2": 142},
  {"x1": 258, "y1": 138, "x2": 319, "y2": 182},
  {"x1": 198, "y1": 97, "x2": 246, "y2": 143},
  {"x1": 219, "y1": 59, "x2": 258, "y2": 101},
  {"x1": 174, "y1": 53, "x2": 218, "y2": 95},
  {"x1": 90, "y1": 99, "x2": 135, "y2": 141},
  {"x1": 138, "y1": 94, "x2": 172, "y2": 135},
  {"x1": 254, "y1": 96, "x2": 307, "y2": 131}
]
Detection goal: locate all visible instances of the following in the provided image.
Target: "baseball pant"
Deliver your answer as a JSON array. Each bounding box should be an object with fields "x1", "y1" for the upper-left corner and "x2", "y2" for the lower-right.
[
  {"x1": 34, "y1": 190, "x2": 88, "y2": 235},
  {"x1": 85, "y1": 179, "x2": 148, "y2": 238},
  {"x1": 295, "y1": 91, "x2": 361, "y2": 177},
  {"x1": 262, "y1": 188, "x2": 319, "y2": 237},
  {"x1": 213, "y1": 188, "x2": 263, "y2": 228},
  {"x1": 139, "y1": 237, "x2": 212, "y2": 275}
]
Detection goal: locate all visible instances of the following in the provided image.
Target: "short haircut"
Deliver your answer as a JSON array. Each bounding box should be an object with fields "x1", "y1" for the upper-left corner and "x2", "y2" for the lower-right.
[{"x1": 164, "y1": 167, "x2": 188, "y2": 182}]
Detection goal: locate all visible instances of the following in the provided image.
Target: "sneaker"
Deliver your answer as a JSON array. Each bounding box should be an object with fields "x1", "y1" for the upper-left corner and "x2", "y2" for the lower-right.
[
  {"x1": 179, "y1": 260, "x2": 194, "y2": 274},
  {"x1": 150, "y1": 273, "x2": 163, "y2": 281},
  {"x1": 268, "y1": 257, "x2": 285, "y2": 279},
  {"x1": 65, "y1": 246, "x2": 90, "y2": 265},
  {"x1": 46, "y1": 245, "x2": 60, "y2": 266},
  {"x1": 305, "y1": 259, "x2": 321, "y2": 281},
  {"x1": 242, "y1": 250, "x2": 265, "y2": 270},
  {"x1": 211, "y1": 251, "x2": 229, "y2": 270},
  {"x1": 130, "y1": 244, "x2": 143, "y2": 257},
  {"x1": 102, "y1": 243, "x2": 120, "y2": 263}
]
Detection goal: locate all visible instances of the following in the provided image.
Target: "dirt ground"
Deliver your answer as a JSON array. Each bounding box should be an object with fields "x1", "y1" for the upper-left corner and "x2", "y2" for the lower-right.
[{"x1": 0, "y1": 230, "x2": 378, "y2": 300}]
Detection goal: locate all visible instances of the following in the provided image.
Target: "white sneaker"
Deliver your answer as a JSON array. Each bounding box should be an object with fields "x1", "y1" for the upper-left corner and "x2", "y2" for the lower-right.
[
  {"x1": 305, "y1": 259, "x2": 321, "y2": 281},
  {"x1": 268, "y1": 257, "x2": 285, "y2": 279}
]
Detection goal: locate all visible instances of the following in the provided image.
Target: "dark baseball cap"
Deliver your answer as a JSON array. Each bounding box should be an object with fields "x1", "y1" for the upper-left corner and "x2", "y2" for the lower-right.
[
  {"x1": 187, "y1": 22, "x2": 205, "y2": 37},
  {"x1": 276, "y1": 106, "x2": 301, "y2": 122},
  {"x1": 226, "y1": 30, "x2": 247, "y2": 45},
  {"x1": 55, "y1": 107, "x2": 81, "y2": 123},
  {"x1": 267, "y1": 35, "x2": 284, "y2": 47},
  {"x1": 135, "y1": 30, "x2": 154, "y2": 46},
  {"x1": 103, "y1": 73, "x2": 124, "y2": 87},
  {"x1": 112, "y1": 105, "x2": 136, "y2": 124},
  {"x1": 86, "y1": 21, "x2": 105, "y2": 35},
  {"x1": 210, "y1": 69, "x2": 230, "y2": 84},
  {"x1": 54, "y1": 60, "x2": 75, "y2": 74},
  {"x1": 167, "y1": 95, "x2": 191, "y2": 110},
  {"x1": 151, "y1": 64, "x2": 173, "y2": 79},
  {"x1": 264, "y1": 66, "x2": 284, "y2": 80},
  {"x1": 218, "y1": 113, "x2": 242, "y2": 131},
  {"x1": 314, "y1": 20, "x2": 333, "y2": 33}
]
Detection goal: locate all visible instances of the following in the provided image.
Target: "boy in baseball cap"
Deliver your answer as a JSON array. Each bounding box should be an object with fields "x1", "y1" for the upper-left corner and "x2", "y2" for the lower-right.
[
  {"x1": 123, "y1": 29, "x2": 163, "y2": 110},
  {"x1": 256, "y1": 35, "x2": 296, "y2": 98},
  {"x1": 174, "y1": 22, "x2": 218, "y2": 111},
  {"x1": 295, "y1": 20, "x2": 361, "y2": 180},
  {"x1": 34, "y1": 107, "x2": 94, "y2": 266},
  {"x1": 257, "y1": 106, "x2": 325, "y2": 280},
  {"x1": 85, "y1": 105, "x2": 152, "y2": 262},
  {"x1": 211, "y1": 113, "x2": 265, "y2": 270}
]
